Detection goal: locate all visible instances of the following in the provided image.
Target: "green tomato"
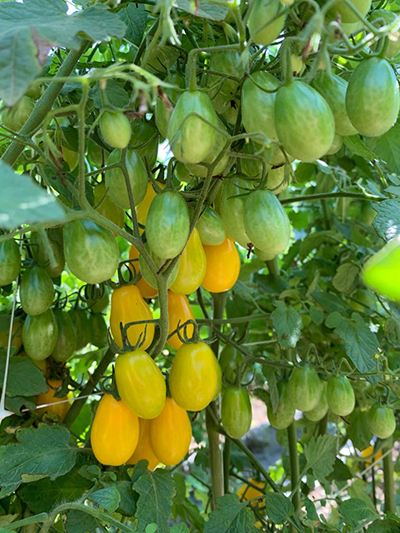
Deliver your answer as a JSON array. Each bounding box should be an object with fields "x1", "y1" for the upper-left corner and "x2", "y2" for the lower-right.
[
  {"x1": 326, "y1": 134, "x2": 343, "y2": 155},
  {"x1": 327, "y1": 375, "x2": 355, "y2": 417},
  {"x1": 31, "y1": 230, "x2": 65, "y2": 279},
  {"x1": 248, "y1": 0, "x2": 286, "y2": 46},
  {"x1": 367, "y1": 405, "x2": 396, "y2": 439},
  {"x1": 219, "y1": 344, "x2": 243, "y2": 384},
  {"x1": 185, "y1": 120, "x2": 230, "y2": 178},
  {"x1": 0, "y1": 239, "x2": 20, "y2": 287},
  {"x1": 20, "y1": 266, "x2": 55, "y2": 316},
  {"x1": 196, "y1": 207, "x2": 226, "y2": 246},
  {"x1": 288, "y1": 365, "x2": 322, "y2": 412},
  {"x1": 329, "y1": 0, "x2": 371, "y2": 23},
  {"x1": 62, "y1": 146, "x2": 79, "y2": 171},
  {"x1": 304, "y1": 380, "x2": 329, "y2": 422},
  {"x1": 2, "y1": 96, "x2": 35, "y2": 131},
  {"x1": 131, "y1": 120, "x2": 159, "y2": 170},
  {"x1": 369, "y1": 10, "x2": 400, "y2": 58},
  {"x1": 99, "y1": 111, "x2": 131, "y2": 149},
  {"x1": 363, "y1": 235, "x2": 400, "y2": 302},
  {"x1": 267, "y1": 381, "x2": 295, "y2": 429},
  {"x1": 221, "y1": 386, "x2": 252, "y2": 439},
  {"x1": 69, "y1": 309, "x2": 90, "y2": 351},
  {"x1": 220, "y1": 177, "x2": 252, "y2": 248},
  {"x1": 52, "y1": 310, "x2": 77, "y2": 362},
  {"x1": 23, "y1": 309, "x2": 58, "y2": 361},
  {"x1": 88, "y1": 313, "x2": 108, "y2": 348},
  {"x1": 138, "y1": 244, "x2": 180, "y2": 289}
]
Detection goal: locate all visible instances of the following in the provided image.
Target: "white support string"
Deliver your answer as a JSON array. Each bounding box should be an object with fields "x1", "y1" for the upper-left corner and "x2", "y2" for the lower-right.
[{"x1": 21, "y1": 391, "x2": 104, "y2": 414}]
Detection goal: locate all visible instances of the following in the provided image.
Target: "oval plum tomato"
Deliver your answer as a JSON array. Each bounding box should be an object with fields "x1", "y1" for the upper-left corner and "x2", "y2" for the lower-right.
[
  {"x1": 311, "y1": 71, "x2": 358, "y2": 137},
  {"x1": 244, "y1": 190, "x2": 290, "y2": 259},
  {"x1": 63, "y1": 219, "x2": 119, "y2": 285},
  {"x1": 196, "y1": 207, "x2": 226, "y2": 246},
  {"x1": 266, "y1": 165, "x2": 290, "y2": 195},
  {"x1": 369, "y1": 10, "x2": 400, "y2": 58},
  {"x1": 363, "y1": 235, "x2": 400, "y2": 301},
  {"x1": 155, "y1": 96, "x2": 172, "y2": 139},
  {"x1": 128, "y1": 245, "x2": 158, "y2": 298},
  {"x1": 267, "y1": 381, "x2": 295, "y2": 429},
  {"x1": 221, "y1": 386, "x2": 252, "y2": 439},
  {"x1": 346, "y1": 57, "x2": 399, "y2": 137},
  {"x1": 329, "y1": 0, "x2": 371, "y2": 23},
  {"x1": 138, "y1": 245, "x2": 180, "y2": 290},
  {"x1": 209, "y1": 48, "x2": 246, "y2": 113},
  {"x1": 20, "y1": 266, "x2": 54, "y2": 316},
  {"x1": 275, "y1": 81, "x2": 335, "y2": 161},
  {"x1": 0, "y1": 316, "x2": 22, "y2": 351},
  {"x1": 169, "y1": 341, "x2": 220, "y2": 411},
  {"x1": 110, "y1": 285, "x2": 155, "y2": 351},
  {"x1": 23, "y1": 309, "x2": 58, "y2": 361},
  {"x1": 149, "y1": 397, "x2": 192, "y2": 466},
  {"x1": 167, "y1": 291, "x2": 195, "y2": 350},
  {"x1": 202, "y1": 238, "x2": 240, "y2": 293},
  {"x1": 128, "y1": 418, "x2": 159, "y2": 470},
  {"x1": 91, "y1": 394, "x2": 139, "y2": 466},
  {"x1": 115, "y1": 349, "x2": 166, "y2": 419},
  {"x1": 288, "y1": 365, "x2": 322, "y2": 412},
  {"x1": 327, "y1": 375, "x2": 355, "y2": 417},
  {"x1": 105, "y1": 149, "x2": 148, "y2": 210},
  {"x1": 146, "y1": 191, "x2": 190, "y2": 260},
  {"x1": 304, "y1": 380, "x2": 329, "y2": 422},
  {"x1": 52, "y1": 310, "x2": 77, "y2": 363},
  {"x1": 131, "y1": 120, "x2": 159, "y2": 170},
  {"x1": 220, "y1": 177, "x2": 252, "y2": 248},
  {"x1": 367, "y1": 405, "x2": 396, "y2": 439},
  {"x1": 170, "y1": 228, "x2": 206, "y2": 294},
  {"x1": 0, "y1": 239, "x2": 20, "y2": 287},
  {"x1": 88, "y1": 313, "x2": 108, "y2": 348},
  {"x1": 37, "y1": 379, "x2": 69, "y2": 421},
  {"x1": 31, "y1": 230, "x2": 65, "y2": 278},
  {"x1": 248, "y1": 0, "x2": 286, "y2": 46},
  {"x1": 137, "y1": 183, "x2": 159, "y2": 234},
  {"x1": 62, "y1": 146, "x2": 79, "y2": 171},
  {"x1": 326, "y1": 134, "x2": 343, "y2": 155},
  {"x1": 2, "y1": 96, "x2": 35, "y2": 131},
  {"x1": 219, "y1": 344, "x2": 243, "y2": 384},
  {"x1": 93, "y1": 182, "x2": 125, "y2": 230},
  {"x1": 68, "y1": 309, "x2": 90, "y2": 351},
  {"x1": 168, "y1": 90, "x2": 219, "y2": 164},
  {"x1": 237, "y1": 479, "x2": 265, "y2": 505},
  {"x1": 99, "y1": 111, "x2": 131, "y2": 149}
]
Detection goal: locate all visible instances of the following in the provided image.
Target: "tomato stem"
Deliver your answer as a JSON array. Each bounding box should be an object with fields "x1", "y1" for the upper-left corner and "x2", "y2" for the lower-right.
[{"x1": 382, "y1": 437, "x2": 395, "y2": 513}]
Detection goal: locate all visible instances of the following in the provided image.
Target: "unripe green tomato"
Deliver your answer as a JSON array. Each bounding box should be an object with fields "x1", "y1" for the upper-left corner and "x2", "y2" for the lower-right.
[
  {"x1": 326, "y1": 134, "x2": 343, "y2": 155},
  {"x1": 248, "y1": 0, "x2": 286, "y2": 46},
  {"x1": 138, "y1": 245, "x2": 180, "y2": 289},
  {"x1": 327, "y1": 375, "x2": 355, "y2": 417},
  {"x1": 69, "y1": 309, "x2": 90, "y2": 351},
  {"x1": 367, "y1": 405, "x2": 396, "y2": 439},
  {"x1": 88, "y1": 313, "x2": 108, "y2": 348},
  {"x1": 52, "y1": 310, "x2": 77, "y2": 362},
  {"x1": 304, "y1": 380, "x2": 329, "y2": 422},
  {"x1": 288, "y1": 365, "x2": 322, "y2": 412},
  {"x1": 2, "y1": 96, "x2": 35, "y2": 131},
  {"x1": 0, "y1": 239, "x2": 21, "y2": 287},
  {"x1": 20, "y1": 266, "x2": 55, "y2": 316},
  {"x1": 99, "y1": 111, "x2": 131, "y2": 149},
  {"x1": 31, "y1": 230, "x2": 65, "y2": 279},
  {"x1": 23, "y1": 309, "x2": 58, "y2": 361},
  {"x1": 196, "y1": 207, "x2": 226, "y2": 246},
  {"x1": 221, "y1": 386, "x2": 252, "y2": 439},
  {"x1": 363, "y1": 235, "x2": 400, "y2": 302},
  {"x1": 131, "y1": 120, "x2": 159, "y2": 170},
  {"x1": 267, "y1": 381, "x2": 295, "y2": 429},
  {"x1": 219, "y1": 344, "x2": 243, "y2": 384}
]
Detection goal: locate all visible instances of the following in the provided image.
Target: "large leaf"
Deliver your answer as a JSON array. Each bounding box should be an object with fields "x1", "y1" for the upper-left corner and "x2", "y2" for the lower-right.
[
  {"x1": 0, "y1": 424, "x2": 76, "y2": 497},
  {"x1": 65, "y1": 510, "x2": 99, "y2": 533},
  {"x1": 332, "y1": 263, "x2": 359, "y2": 294},
  {"x1": 0, "y1": 161, "x2": 66, "y2": 229},
  {"x1": 264, "y1": 493, "x2": 293, "y2": 524},
  {"x1": 89, "y1": 485, "x2": 121, "y2": 513},
  {"x1": 339, "y1": 498, "x2": 377, "y2": 528},
  {"x1": 0, "y1": 352, "x2": 47, "y2": 397},
  {"x1": 118, "y1": 3, "x2": 148, "y2": 46},
  {"x1": 204, "y1": 494, "x2": 259, "y2": 533},
  {"x1": 133, "y1": 462, "x2": 175, "y2": 533},
  {"x1": 372, "y1": 199, "x2": 400, "y2": 241},
  {"x1": 365, "y1": 124, "x2": 400, "y2": 174},
  {"x1": 0, "y1": 0, "x2": 126, "y2": 105},
  {"x1": 175, "y1": 0, "x2": 228, "y2": 20},
  {"x1": 172, "y1": 474, "x2": 204, "y2": 530},
  {"x1": 271, "y1": 301, "x2": 302, "y2": 348},
  {"x1": 346, "y1": 409, "x2": 373, "y2": 451},
  {"x1": 344, "y1": 135, "x2": 377, "y2": 160},
  {"x1": 304, "y1": 435, "x2": 338, "y2": 483}
]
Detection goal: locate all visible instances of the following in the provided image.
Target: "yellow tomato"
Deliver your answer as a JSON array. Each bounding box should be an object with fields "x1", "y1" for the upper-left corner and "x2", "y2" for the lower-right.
[
  {"x1": 128, "y1": 418, "x2": 159, "y2": 470},
  {"x1": 129, "y1": 245, "x2": 158, "y2": 298},
  {"x1": 167, "y1": 291, "x2": 195, "y2": 350},
  {"x1": 37, "y1": 379, "x2": 69, "y2": 421},
  {"x1": 169, "y1": 341, "x2": 220, "y2": 411},
  {"x1": 202, "y1": 238, "x2": 240, "y2": 293},
  {"x1": 149, "y1": 397, "x2": 192, "y2": 466},
  {"x1": 110, "y1": 285, "x2": 155, "y2": 350},
  {"x1": 90, "y1": 394, "x2": 139, "y2": 466},
  {"x1": 361, "y1": 445, "x2": 383, "y2": 466},
  {"x1": 115, "y1": 350, "x2": 166, "y2": 419},
  {"x1": 170, "y1": 228, "x2": 207, "y2": 294},
  {"x1": 237, "y1": 478, "x2": 265, "y2": 505},
  {"x1": 0, "y1": 319, "x2": 23, "y2": 351}
]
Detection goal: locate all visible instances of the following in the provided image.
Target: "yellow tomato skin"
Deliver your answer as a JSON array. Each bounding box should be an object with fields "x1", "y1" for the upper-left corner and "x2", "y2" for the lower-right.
[
  {"x1": 37, "y1": 379, "x2": 69, "y2": 421},
  {"x1": 110, "y1": 285, "x2": 155, "y2": 350},
  {"x1": 169, "y1": 342, "x2": 220, "y2": 411},
  {"x1": 237, "y1": 478, "x2": 265, "y2": 504},
  {"x1": 128, "y1": 418, "x2": 159, "y2": 470},
  {"x1": 202, "y1": 238, "x2": 240, "y2": 293},
  {"x1": 167, "y1": 291, "x2": 195, "y2": 350},
  {"x1": 115, "y1": 350, "x2": 166, "y2": 419},
  {"x1": 90, "y1": 394, "x2": 139, "y2": 466},
  {"x1": 129, "y1": 245, "x2": 158, "y2": 298},
  {"x1": 0, "y1": 319, "x2": 23, "y2": 351},
  {"x1": 170, "y1": 228, "x2": 207, "y2": 295},
  {"x1": 137, "y1": 183, "x2": 165, "y2": 234},
  {"x1": 149, "y1": 398, "x2": 192, "y2": 466},
  {"x1": 361, "y1": 445, "x2": 383, "y2": 466}
]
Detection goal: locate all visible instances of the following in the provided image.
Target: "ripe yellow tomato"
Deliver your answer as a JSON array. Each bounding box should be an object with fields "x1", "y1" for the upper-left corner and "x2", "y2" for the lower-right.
[
  {"x1": 129, "y1": 245, "x2": 158, "y2": 298},
  {"x1": 170, "y1": 228, "x2": 207, "y2": 294},
  {"x1": 167, "y1": 291, "x2": 195, "y2": 350},
  {"x1": 237, "y1": 478, "x2": 265, "y2": 505},
  {"x1": 37, "y1": 379, "x2": 69, "y2": 421},
  {"x1": 128, "y1": 418, "x2": 159, "y2": 470},
  {"x1": 361, "y1": 445, "x2": 383, "y2": 466},
  {"x1": 0, "y1": 319, "x2": 23, "y2": 351},
  {"x1": 136, "y1": 183, "x2": 165, "y2": 234},
  {"x1": 169, "y1": 341, "x2": 220, "y2": 411},
  {"x1": 115, "y1": 350, "x2": 166, "y2": 419},
  {"x1": 149, "y1": 397, "x2": 192, "y2": 466},
  {"x1": 90, "y1": 394, "x2": 139, "y2": 466},
  {"x1": 202, "y1": 238, "x2": 240, "y2": 293},
  {"x1": 110, "y1": 285, "x2": 155, "y2": 350}
]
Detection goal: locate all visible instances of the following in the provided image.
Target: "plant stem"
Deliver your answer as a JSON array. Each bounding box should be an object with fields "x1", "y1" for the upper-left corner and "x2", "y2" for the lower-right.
[
  {"x1": 287, "y1": 421, "x2": 301, "y2": 520},
  {"x1": 280, "y1": 192, "x2": 384, "y2": 205},
  {"x1": 2, "y1": 42, "x2": 88, "y2": 167},
  {"x1": 318, "y1": 413, "x2": 328, "y2": 436},
  {"x1": 206, "y1": 291, "x2": 228, "y2": 509},
  {"x1": 223, "y1": 437, "x2": 231, "y2": 494},
  {"x1": 382, "y1": 438, "x2": 395, "y2": 513}
]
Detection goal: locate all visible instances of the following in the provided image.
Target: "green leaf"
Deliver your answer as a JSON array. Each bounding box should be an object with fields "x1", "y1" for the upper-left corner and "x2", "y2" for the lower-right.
[
  {"x1": 348, "y1": 479, "x2": 376, "y2": 512},
  {"x1": 90, "y1": 485, "x2": 121, "y2": 513},
  {"x1": 172, "y1": 474, "x2": 204, "y2": 530},
  {"x1": 116, "y1": 480, "x2": 137, "y2": 517},
  {"x1": 372, "y1": 199, "x2": 400, "y2": 241},
  {"x1": 368, "y1": 519, "x2": 400, "y2": 533},
  {"x1": 347, "y1": 409, "x2": 373, "y2": 451},
  {"x1": 65, "y1": 510, "x2": 99, "y2": 533},
  {"x1": 299, "y1": 230, "x2": 341, "y2": 260},
  {"x1": 365, "y1": 124, "x2": 400, "y2": 173},
  {"x1": 175, "y1": 0, "x2": 228, "y2": 20},
  {"x1": 204, "y1": 494, "x2": 259, "y2": 533},
  {"x1": 0, "y1": 161, "x2": 66, "y2": 229},
  {"x1": 310, "y1": 305, "x2": 324, "y2": 325},
  {"x1": 119, "y1": 3, "x2": 148, "y2": 46},
  {"x1": 18, "y1": 464, "x2": 92, "y2": 513},
  {"x1": 312, "y1": 291, "x2": 346, "y2": 312},
  {"x1": 0, "y1": 424, "x2": 76, "y2": 497},
  {"x1": 305, "y1": 498, "x2": 318, "y2": 521},
  {"x1": 385, "y1": 317, "x2": 400, "y2": 347},
  {"x1": 304, "y1": 435, "x2": 338, "y2": 483},
  {"x1": 90, "y1": 80, "x2": 130, "y2": 109},
  {"x1": 0, "y1": 0, "x2": 126, "y2": 105},
  {"x1": 344, "y1": 135, "x2": 378, "y2": 160},
  {"x1": 271, "y1": 301, "x2": 302, "y2": 348},
  {"x1": 264, "y1": 493, "x2": 293, "y2": 524},
  {"x1": 325, "y1": 312, "x2": 379, "y2": 378},
  {"x1": 171, "y1": 525, "x2": 190, "y2": 533},
  {"x1": 133, "y1": 464, "x2": 175, "y2": 533},
  {"x1": 339, "y1": 498, "x2": 377, "y2": 528},
  {"x1": 0, "y1": 515, "x2": 18, "y2": 528},
  {"x1": 0, "y1": 352, "x2": 47, "y2": 397},
  {"x1": 332, "y1": 263, "x2": 359, "y2": 294}
]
